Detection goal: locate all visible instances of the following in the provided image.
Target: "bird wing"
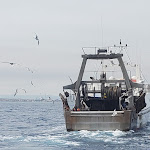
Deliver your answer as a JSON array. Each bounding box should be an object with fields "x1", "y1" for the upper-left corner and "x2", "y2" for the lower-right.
[
  {"x1": 35, "y1": 35, "x2": 38, "y2": 40},
  {"x1": 1, "y1": 62, "x2": 19, "y2": 66},
  {"x1": 2, "y1": 62, "x2": 15, "y2": 64},
  {"x1": 22, "y1": 89, "x2": 27, "y2": 93},
  {"x1": 26, "y1": 67, "x2": 34, "y2": 73},
  {"x1": 1, "y1": 62, "x2": 10, "y2": 63},
  {"x1": 14, "y1": 89, "x2": 18, "y2": 96},
  {"x1": 111, "y1": 109, "x2": 117, "y2": 116},
  {"x1": 31, "y1": 81, "x2": 35, "y2": 86}
]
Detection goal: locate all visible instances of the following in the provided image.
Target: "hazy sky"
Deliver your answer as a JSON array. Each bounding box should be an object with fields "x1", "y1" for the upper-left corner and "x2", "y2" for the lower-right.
[{"x1": 0, "y1": 0, "x2": 150, "y2": 98}]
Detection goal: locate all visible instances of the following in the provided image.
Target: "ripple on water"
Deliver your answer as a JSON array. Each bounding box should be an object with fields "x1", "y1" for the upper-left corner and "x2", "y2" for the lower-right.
[{"x1": 0, "y1": 101, "x2": 150, "y2": 150}]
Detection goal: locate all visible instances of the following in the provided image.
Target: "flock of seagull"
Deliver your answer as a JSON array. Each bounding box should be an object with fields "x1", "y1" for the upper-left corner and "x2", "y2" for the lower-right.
[
  {"x1": 1, "y1": 61, "x2": 35, "y2": 90},
  {"x1": 1, "y1": 33, "x2": 56, "y2": 103}
]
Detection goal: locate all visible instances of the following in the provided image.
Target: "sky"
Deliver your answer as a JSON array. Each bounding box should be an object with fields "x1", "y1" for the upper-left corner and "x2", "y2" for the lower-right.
[{"x1": 0, "y1": 0, "x2": 150, "y2": 99}]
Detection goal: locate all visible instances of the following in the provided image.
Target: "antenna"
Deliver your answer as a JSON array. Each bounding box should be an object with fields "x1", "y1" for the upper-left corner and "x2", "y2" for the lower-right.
[
  {"x1": 68, "y1": 76, "x2": 73, "y2": 84},
  {"x1": 108, "y1": 40, "x2": 128, "y2": 54},
  {"x1": 82, "y1": 48, "x2": 85, "y2": 54},
  {"x1": 101, "y1": 16, "x2": 104, "y2": 47}
]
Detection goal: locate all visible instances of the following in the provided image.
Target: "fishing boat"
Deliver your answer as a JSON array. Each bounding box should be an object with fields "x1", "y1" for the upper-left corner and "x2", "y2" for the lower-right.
[{"x1": 59, "y1": 44, "x2": 150, "y2": 131}]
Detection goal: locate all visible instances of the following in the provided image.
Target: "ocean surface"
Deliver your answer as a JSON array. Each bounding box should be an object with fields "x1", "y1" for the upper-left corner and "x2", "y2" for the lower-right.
[{"x1": 0, "y1": 100, "x2": 150, "y2": 150}]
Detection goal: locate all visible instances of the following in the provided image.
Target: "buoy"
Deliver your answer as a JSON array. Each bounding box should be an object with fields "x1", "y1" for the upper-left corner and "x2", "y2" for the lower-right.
[{"x1": 131, "y1": 76, "x2": 137, "y2": 82}]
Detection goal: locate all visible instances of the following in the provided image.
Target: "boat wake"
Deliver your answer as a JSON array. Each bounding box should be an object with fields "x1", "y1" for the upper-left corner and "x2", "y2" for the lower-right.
[
  {"x1": 0, "y1": 124, "x2": 150, "y2": 150},
  {"x1": 0, "y1": 101, "x2": 149, "y2": 150}
]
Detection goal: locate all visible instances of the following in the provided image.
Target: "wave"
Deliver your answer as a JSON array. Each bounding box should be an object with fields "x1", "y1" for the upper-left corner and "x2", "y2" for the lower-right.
[
  {"x1": 75, "y1": 129, "x2": 134, "y2": 144},
  {"x1": 0, "y1": 127, "x2": 150, "y2": 150}
]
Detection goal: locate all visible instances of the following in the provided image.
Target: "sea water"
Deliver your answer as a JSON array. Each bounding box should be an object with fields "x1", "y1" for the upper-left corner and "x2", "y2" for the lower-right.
[{"x1": 0, "y1": 100, "x2": 150, "y2": 150}]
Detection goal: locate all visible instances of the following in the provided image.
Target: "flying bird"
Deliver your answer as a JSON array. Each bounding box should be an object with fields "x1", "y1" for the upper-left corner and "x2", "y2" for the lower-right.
[
  {"x1": 31, "y1": 81, "x2": 35, "y2": 86},
  {"x1": 1, "y1": 62, "x2": 18, "y2": 66},
  {"x1": 2, "y1": 62, "x2": 34, "y2": 74},
  {"x1": 22, "y1": 89, "x2": 27, "y2": 93},
  {"x1": 35, "y1": 34, "x2": 39, "y2": 45},
  {"x1": 26, "y1": 67, "x2": 34, "y2": 73},
  {"x1": 110, "y1": 60, "x2": 115, "y2": 65},
  {"x1": 14, "y1": 89, "x2": 18, "y2": 97},
  {"x1": 14, "y1": 88, "x2": 26, "y2": 97}
]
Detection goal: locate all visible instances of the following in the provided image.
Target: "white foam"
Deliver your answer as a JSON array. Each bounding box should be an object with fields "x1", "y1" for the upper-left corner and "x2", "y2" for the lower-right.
[
  {"x1": 65, "y1": 141, "x2": 80, "y2": 146},
  {"x1": 48, "y1": 135, "x2": 81, "y2": 146},
  {"x1": 104, "y1": 138, "x2": 112, "y2": 142},
  {"x1": 78, "y1": 130, "x2": 101, "y2": 138},
  {"x1": 50, "y1": 126, "x2": 65, "y2": 132},
  {"x1": 23, "y1": 134, "x2": 81, "y2": 146},
  {"x1": 112, "y1": 130, "x2": 125, "y2": 137},
  {"x1": 0, "y1": 135, "x2": 21, "y2": 141},
  {"x1": 73, "y1": 130, "x2": 129, "y2": 144}
]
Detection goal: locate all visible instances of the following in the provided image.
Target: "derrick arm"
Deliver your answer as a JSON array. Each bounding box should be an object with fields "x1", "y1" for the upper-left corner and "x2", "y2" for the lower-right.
[
  {"x1": 117, "y1": 57, "x2": 134, "y2": 109},
  {"x1": 75, "y1": 57, "x2": 87, "y2": 108}
]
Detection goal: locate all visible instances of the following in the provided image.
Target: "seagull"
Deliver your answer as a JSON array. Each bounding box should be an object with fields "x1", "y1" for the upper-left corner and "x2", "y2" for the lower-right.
[
  {"x1": 14, "y1": 89, "x2": 18, "y2": 97},
  {"x1": 31, "y1": 81, "x2": 34, "y2": 86},
  {"x1": 22, "y1": 89, "x2": 27, "y2": 93},
  {"x1": 1, "y1": 62, "x2": 18, "y2": 66},
  {"x1": 35, "y1": 34, "x2": 39, "y2": 45},
  {"x1": 48, "y1": 96, "x2": 54, "y2": 104},
  {"x1": 14, "y1": 88, "x2": 26, "y2": 97},
  {"x1": 120, "y1": 39, "x2": 122, "y2": 45},
  {"x1": 1, "y1": 62, "x2": 34, "y2": 73},
  {"x1": 26, "y1": 67, "x2": 34, "y2": 73},
  {"x1": 110, "y1": 61, "x2": 115, "y2": 65},
  {"x1": 31, "y1": 81, "x2": 35, "y2": 87},
  {"x1": 90, "y1": 77, "x2": 95, "y2": 80},
  {"x1": 111, "y1": 109, "x2": 117, "y2": 116},
  {"x1": 40, "y1": 97, "x2": 45, "y2": 101},
  {"x1": 110, "y1": 60, "x2": 118, "y2": 66}
]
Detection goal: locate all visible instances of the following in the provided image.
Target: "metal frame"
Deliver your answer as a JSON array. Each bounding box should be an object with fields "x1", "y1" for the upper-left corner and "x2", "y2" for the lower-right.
[
  {"x1": 63, "y1": 53, "x2": 144, "y2": 109},
  {"x1": 74, "y1": 53, "x2": 133, "y2": 108}
]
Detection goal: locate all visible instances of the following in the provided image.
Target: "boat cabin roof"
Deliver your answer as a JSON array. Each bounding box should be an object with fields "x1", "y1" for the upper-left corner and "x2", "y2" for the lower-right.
[{"x1": 82, "y1": 53, "x2": 123, "y2": 60}]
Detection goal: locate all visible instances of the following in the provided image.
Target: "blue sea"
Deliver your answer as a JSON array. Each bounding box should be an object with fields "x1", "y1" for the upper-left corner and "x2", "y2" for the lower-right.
[{"x1": 0, "y1": 100, "x2": 150, "y2": 150}]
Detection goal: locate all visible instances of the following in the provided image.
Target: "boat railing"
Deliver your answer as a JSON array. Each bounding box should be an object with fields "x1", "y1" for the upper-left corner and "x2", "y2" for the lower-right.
[
  {"x1": 81, "y1": 45, "x2": 126, "y2": 55},
  {"x1": 82, "y1": 47, "x2": 108, "y2": 55}
]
